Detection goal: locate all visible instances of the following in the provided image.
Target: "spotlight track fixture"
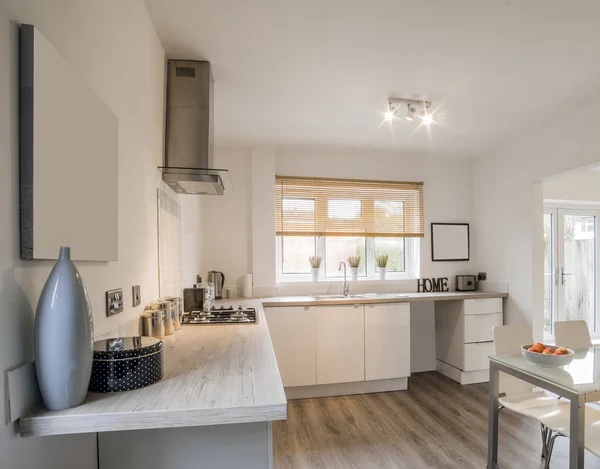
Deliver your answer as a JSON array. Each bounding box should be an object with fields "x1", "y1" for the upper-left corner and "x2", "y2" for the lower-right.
[{"x1": 386, "y1": 98, "x2": 434, "y2": 126}]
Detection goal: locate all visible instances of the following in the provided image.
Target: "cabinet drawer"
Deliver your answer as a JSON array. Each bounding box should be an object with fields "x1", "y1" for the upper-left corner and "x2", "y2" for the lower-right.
[
  {"x1": 463, "y1": 342, "x2": 495, "y2": 371},
  {"x1": 464, "y1": 298, "x2": 502, "y2": 315},
  {"x1": 464, "y1": 313, "x2": 502, "y2": 343}
]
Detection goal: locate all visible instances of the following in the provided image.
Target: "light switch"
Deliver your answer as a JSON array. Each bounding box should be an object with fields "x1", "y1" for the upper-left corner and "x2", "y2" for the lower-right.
[
  {"x1": 132, "y1": 285, "x2": 141, "y2": 307},
  {"x1": 106, "y1": 289, "x2": 124, "y2": 317}
]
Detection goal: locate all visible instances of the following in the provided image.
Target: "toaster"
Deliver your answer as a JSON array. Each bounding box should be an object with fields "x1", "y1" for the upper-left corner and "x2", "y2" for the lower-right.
[{"x1": 456, "y1": 275, "x2": 477, "y2": 291}]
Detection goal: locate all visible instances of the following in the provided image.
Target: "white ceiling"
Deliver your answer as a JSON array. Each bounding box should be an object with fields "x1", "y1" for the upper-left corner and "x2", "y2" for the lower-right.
[{"x1": 143, "y1": 0, "x2": 600, "y2": 158}]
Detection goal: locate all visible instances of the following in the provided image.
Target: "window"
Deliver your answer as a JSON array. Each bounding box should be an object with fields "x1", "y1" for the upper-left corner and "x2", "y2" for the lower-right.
[
  {"x1": 325, "y1": 237, "x2": 367, "y2": 277},
  {"x1": 275, "y1": 176, "x2": 423, "y2": 280},
  {"x1": 276, "y1": 235, "x2": 419, "y2": 280}
]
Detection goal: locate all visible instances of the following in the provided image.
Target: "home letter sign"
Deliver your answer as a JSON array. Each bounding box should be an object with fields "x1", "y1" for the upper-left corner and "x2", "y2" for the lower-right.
[{"x1": 417, "y1": 277, "x2": 449, "y2": 293}]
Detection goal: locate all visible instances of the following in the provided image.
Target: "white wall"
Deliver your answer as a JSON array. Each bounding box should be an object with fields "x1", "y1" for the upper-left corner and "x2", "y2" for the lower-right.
[
  {"x1": 0, "y1": 1, "x2": 165, "y2": 467},
  {"x1": 181, "y1": 196, "x2": 203, "y2": 285},
  {"x1": 194, "y1": 145, "x2": 476, "y2": 295},
  {"x1": 190, "y1": 145, "x2": 475, "y2": 373},
  {"x1": 473, "y1": 99, "x2": 600, "y2": 339},
  {"x1": 198, "y1": 146, "x2": 253, "y2": 291},
  {"x1": 544, "y1": 171, "x2": 600, "y2": 203}
]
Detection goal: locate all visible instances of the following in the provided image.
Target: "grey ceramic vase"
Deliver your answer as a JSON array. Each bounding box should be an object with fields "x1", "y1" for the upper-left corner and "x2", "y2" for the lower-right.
[{"x1": 34, "y1": 246, "x2": 94, "y2": 410}]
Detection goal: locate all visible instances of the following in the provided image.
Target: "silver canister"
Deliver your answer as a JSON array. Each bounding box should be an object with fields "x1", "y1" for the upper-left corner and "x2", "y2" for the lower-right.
[
  {"x1": 142, "y1": 310, "x2": 165, "y2": 339},
  {"x1": 151, "y1": 300, "x2": 175, "y2": 335},
  {"x1": 160, "y1": 296, "x2": 182, "y2": 330}
]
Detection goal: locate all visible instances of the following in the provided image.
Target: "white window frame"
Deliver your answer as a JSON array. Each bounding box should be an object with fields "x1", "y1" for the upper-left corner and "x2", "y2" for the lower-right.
[
  {"x1": 544, "y1": 203, "x2": 600, "y2": 340},
  {"x1": 276, "y1": 236, "x2": 420, "y2": 282}
]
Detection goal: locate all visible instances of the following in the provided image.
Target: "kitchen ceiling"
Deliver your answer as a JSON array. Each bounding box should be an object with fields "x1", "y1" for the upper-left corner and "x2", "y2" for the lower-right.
[{"x1": 143, "y1": 0, "x2": 600, "y2": 158}]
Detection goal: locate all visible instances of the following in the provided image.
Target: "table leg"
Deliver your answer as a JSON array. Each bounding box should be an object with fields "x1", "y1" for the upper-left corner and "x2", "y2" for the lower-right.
[
  {"x1": 569, "y1": 394, "x2": 585, "y2": 469},
  {"x1": 488, "y1": 364, "x2": 499, "y2": 469}
]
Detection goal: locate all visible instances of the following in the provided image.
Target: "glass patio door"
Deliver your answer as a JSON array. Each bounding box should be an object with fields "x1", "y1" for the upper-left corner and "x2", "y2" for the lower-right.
[{"x1": 545, "y1": 207, "x2": 599, "y2": 337}]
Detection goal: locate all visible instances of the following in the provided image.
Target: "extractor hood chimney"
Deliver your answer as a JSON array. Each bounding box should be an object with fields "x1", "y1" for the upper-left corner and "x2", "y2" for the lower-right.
[{"x1": 159, "y1": 60, "x2": 231, "y2": 195}]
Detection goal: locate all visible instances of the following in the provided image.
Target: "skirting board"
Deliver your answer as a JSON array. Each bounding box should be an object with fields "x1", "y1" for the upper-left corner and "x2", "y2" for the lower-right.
[
  {"x1": 436, "y1": 360, "x2": 489, "y2": 385},
  {"x1": 285, "y1": 377, "x2": 408, "y2": 400}
]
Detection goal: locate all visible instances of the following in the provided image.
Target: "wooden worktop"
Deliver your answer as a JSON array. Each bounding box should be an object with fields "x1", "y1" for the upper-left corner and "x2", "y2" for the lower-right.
[
  {"x1": 261, "y1": 291, "x2": 507, "y2": 307},
  {"x1": 19, "y1": 300, "x2": 287, "y2": 437}
]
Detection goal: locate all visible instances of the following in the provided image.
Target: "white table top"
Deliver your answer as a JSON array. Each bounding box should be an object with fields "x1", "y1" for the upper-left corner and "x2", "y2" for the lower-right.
[
  {"x1": 19, "y1": 300, "x2": 287, "y2": 437},
  {"x1": 491, "y1": 346, "x2": 600, "y2": 398}
]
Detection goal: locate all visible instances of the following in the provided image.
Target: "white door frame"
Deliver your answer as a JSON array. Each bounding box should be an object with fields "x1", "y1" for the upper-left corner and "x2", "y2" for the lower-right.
[{"x1": 545, "y1": 204, "x2": 600, "y2": 338}]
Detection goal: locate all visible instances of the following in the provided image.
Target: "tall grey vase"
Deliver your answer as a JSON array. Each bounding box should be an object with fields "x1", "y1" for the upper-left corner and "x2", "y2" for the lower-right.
[{"x1": 34, "y1": 246, "x2": 94, "y2": 410}]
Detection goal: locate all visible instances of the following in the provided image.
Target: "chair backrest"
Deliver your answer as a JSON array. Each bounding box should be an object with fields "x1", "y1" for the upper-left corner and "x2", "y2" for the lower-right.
[
  {"x1": 554, "y1": 320, "x2": 592, "y2": 350},
  {"x1": 493, "y1": 324, "x2": 535, "y2": 395},
  {"x1": 493, "y1": 324, "x2": 534, "y2": 356}
]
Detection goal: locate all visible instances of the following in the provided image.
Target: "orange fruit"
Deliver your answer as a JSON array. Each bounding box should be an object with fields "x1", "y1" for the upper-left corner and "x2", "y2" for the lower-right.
[
  {"x1": 555, "y1": 350, "x2": 565, "y2": 355},
  {"x1": 528, "y1": 347, "x2": 541, "y2": 353},
  {"x1": 542, "y1": 348, "x2": 554, "y2": 355},
  {"x1": 556, "y1": 347, "x2": 568, "y2": 354},
  {"x1": 533, "y1": 343, "x2": 545, "y2": 353}
]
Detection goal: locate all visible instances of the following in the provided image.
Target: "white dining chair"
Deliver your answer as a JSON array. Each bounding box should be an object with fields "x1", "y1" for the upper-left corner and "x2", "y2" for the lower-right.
[
  {"x1": 516, "y1": 320, "x2": 595, "y2": 468},
  {"x1": 554, "y1": 320, "x2": 592, "y2": 350},
  {"x1": 493, "y1": 325, "x2": 562, "y2": 461},
  {"x1": 526, "y1": 403, "x2": 600, "y2": 469}
]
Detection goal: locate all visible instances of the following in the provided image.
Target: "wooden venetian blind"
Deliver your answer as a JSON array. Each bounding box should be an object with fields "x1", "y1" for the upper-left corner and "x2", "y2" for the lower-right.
[{"x1": 275, "y1": 176, "x2": 424, "y2": 238}]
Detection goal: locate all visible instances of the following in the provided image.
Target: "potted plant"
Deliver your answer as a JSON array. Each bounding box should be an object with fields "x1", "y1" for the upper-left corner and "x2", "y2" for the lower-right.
[
  {"x1": 348, "y1": 256, "x2": 361, "y2": 281},
  {"x1": 376, "y1": 254, "x2": 389, "y2": 280},
  {"x1": 309, "y1": 256, "x2": 322, "y2": 282}
]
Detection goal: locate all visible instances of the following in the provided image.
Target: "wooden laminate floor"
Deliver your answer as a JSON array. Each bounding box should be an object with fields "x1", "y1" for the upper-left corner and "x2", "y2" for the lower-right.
[{"x1": 273, "y1": 372, "x2": 600, "y2": 469}]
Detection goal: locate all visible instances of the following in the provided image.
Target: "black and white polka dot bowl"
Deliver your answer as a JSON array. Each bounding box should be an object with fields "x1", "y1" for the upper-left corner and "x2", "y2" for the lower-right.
[{"x1": 89, "y1": 337, "x2": 163, "y2": 393}]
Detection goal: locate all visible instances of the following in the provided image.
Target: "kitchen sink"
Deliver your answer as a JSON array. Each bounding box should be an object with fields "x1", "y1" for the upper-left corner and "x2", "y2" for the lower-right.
[
  {"x1": 311, "y1": 294, "x2": 365, "y2": 300},
  {"x1": 310, "y1": 293, "x2": 410, "y2": 300},
  {"x1": 311, "y1": 295, "x2": 349, "y2": 300},
  {"x1": 358, "y1": 293, "x2": 409, "y2": 298}
]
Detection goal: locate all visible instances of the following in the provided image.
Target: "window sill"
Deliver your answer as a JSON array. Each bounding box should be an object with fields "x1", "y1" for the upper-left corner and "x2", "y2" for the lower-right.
[{"x1": 276, "y1": 276, "x2": 418, "y2": 284}]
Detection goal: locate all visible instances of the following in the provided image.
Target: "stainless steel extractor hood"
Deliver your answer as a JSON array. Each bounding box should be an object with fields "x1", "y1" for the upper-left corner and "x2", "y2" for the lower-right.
[{"x1": 159, "y1": 60, "x2": 231, "y2": 195}]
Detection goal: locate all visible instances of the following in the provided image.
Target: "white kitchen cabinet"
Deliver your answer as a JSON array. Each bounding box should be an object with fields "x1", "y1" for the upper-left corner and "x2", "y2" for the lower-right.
[
  {"x1": 464, "y1": 312, "x2": 502, "y2": 343},
  {"x1": 315, "y1": 305, "x2": 365, "y2": 385},
  {"x1": 264, "y1": 307, "x2": 316, "y2": 387},
  {"x1": 365, "y1": 303, "x2": 411, "y2": 381},
  {"x1": 435, "y1": 298, "x2": 503, "y2": 384}
]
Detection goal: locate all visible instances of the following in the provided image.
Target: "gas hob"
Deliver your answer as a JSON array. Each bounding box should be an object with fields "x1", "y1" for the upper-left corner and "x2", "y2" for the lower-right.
[{"x1": 182, "y1": 305, "x2": 258, "y2": 325}]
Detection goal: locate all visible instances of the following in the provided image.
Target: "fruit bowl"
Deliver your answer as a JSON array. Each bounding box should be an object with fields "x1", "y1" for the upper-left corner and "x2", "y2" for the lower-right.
[{"x1": 521, "y1": 344, "x2": 575, "y2": 368}]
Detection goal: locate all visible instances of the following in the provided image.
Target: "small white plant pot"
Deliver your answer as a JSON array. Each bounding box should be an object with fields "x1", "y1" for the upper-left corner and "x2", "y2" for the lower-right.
[
  {"x1": 378, "y1": 267, "x2": 387, "y2": 280},
  {"x1": 349, "y1": 267, "x2": 359, "y2": 281},
  {"x1": 311, "y1": 268, "x2": 320, "y2": 282}
]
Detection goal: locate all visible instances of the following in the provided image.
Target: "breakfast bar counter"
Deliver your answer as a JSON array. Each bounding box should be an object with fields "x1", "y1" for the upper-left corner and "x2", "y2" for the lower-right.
[
  {"x1": 19, "y1": 300, "x2": 286, "y2": 469},
  {"x1": 20, "y1": 300, "x2": 286, "y2": 437}
]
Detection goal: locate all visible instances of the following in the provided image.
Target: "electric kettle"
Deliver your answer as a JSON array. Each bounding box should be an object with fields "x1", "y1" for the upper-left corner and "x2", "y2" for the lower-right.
[{"x1": 207, "y1": 271, "x2": 225, "y2": 299}]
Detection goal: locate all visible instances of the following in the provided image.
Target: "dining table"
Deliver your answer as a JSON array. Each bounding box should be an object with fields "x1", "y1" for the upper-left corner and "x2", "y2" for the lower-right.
[{"x1": 488, "y1": 346, "x2": 600, "y2": 469}]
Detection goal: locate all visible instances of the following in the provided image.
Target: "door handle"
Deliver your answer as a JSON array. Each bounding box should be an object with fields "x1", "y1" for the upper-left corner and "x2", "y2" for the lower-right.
[{"x1": 561, "y1": 267, "x2": 572, "y2": 286}]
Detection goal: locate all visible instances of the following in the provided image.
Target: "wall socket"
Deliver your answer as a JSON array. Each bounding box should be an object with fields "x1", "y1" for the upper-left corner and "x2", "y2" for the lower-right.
[
  {"x1": 132, "y1": 285, "x2": 141, "y2": 307},
  {"x1": 477, "y1": 272, "x2": 487, "y2": 281},
  {"x1": 106, "y1": 289, "x2": 124, "y2": 317}
]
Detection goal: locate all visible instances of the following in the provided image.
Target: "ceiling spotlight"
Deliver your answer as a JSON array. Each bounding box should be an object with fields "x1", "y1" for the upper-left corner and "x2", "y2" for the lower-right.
[
  {"x1": 406, "y1": 105, "x2": 416, "y2": 121},
  {"x1": 421, "y1": 111, "x2": 434, "y2": 126},
  {"x1": 384, "y1": 111, "x2": 394, "y2": 122}
]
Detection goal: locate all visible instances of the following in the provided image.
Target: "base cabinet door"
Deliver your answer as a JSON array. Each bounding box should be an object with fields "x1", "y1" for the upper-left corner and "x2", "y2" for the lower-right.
[
  {"x1": 365, "y1": 303, "x2": 411, "y2": 381},
  {"x1": 264, "y1": 307, "x2": 316, "y2": 387},
  {"x1": 316, "y1": 305, "x2": 365, "y2": 385}
]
